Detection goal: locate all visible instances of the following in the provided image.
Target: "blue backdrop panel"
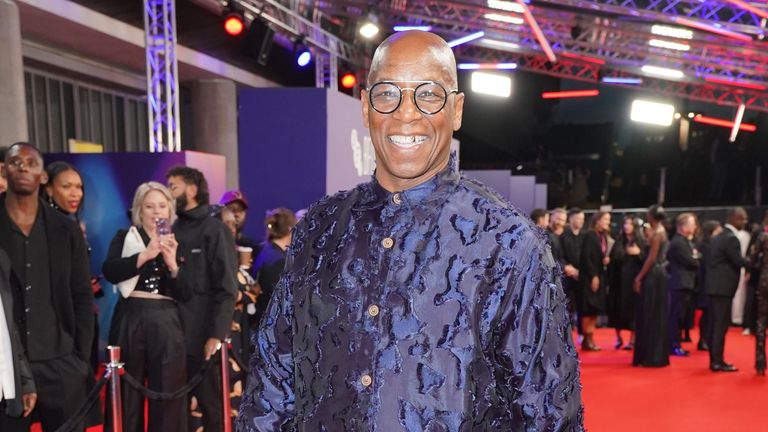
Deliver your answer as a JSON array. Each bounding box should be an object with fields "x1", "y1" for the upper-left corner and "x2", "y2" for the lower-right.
[{"x1": 238, "y1": 88, "x2": 328, "y2": 242}]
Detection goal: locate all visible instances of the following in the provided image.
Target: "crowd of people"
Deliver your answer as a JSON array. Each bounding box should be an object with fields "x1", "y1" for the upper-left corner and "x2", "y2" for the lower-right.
[
  {"x1": 534, "y1": 205, "x2": 768, "y2": 374},
  {"x1": 0, "y1": 142, "x2": 297, "y2": 431}
]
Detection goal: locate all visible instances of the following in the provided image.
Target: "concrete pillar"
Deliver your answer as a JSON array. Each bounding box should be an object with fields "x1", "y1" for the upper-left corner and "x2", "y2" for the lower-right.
[
  {"x1": 0, "y1": 0, "x2": 28, "y2": 146},
  {"x1": 189, "y1": 79, "x2": 239, "y2": 190}
]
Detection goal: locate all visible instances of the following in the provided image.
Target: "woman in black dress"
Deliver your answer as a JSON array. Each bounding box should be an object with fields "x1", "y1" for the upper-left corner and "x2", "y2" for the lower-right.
[
  {"x1": 579, "y1": 211, "x2": 612, "y2": 351},
  {"x1": 632, "y1": 205, "x2": 670, "y2": 367},
  {"x1": 750, "y1": 230, "x2": 768, "y2": 375},
  {"x1": 608, "y1": 215, "x2": 646, "y2": 350}
]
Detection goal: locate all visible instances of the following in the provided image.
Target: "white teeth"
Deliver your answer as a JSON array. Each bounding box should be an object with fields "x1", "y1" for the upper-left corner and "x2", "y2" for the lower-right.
[{"x1": 388, "y1": 135, "x2": 427, "y2": 148}]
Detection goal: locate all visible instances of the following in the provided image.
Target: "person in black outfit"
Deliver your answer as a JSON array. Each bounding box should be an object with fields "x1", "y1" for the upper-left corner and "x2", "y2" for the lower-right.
[
  {"x1": 219, "y1": 190, "x2": 260, "y2": 253},
  {"x1": 530, "y1": 208, "x2": 549, "y2": 230},
  {"x1": 0, "y1": 248, "x2": 37, "y2": 430},
  {"x1": 546, "y1": 208, "x2": 568, "y2": 271},
  {"x1": 667, "y1": 213, "x2": 700, "y2": 357},
  {"x1": 167, "y1": 166, "x2": 237, "y2": 432},
  {"x1": 608, "y1": 215, "x2": 645, "y2": 350},
  {"x1": 561, "y1": 208, "x2": 585, "y2": 334},
  {"x1": 579, "y1": 211, "x2": 612, "y2": 351},
  {"x1": 0, "y1": 143, "x2": 96, "y2": 431},
  {"x1": 251, "y1": 207, "x2": 297, "y2": 328},
  {"x1": 704, "y1": 207, "x2": 750, "y2": 372},
  {"x1": 102, "y1": 182, "x2": 189, "y2": 431},
  {"x1": 633, "y1": 205, "x2": 670, "y2": 367},
  {"x1": 750, "y1": 230, "x2": 768, "y2": 375},
  {"x1": 696, "y1": 221, "x2": 722, "y2": 351}
]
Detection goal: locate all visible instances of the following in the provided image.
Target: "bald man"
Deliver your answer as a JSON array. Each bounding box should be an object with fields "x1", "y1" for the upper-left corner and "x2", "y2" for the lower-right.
[{"x1": 237, "y1": 32, "x2": 583, "y2": 431}]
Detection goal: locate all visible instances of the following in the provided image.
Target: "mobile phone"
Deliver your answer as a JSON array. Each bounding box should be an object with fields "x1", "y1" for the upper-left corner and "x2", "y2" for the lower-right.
[{"x1": 155, "y1": 218, "x2": 171, "y2": 236}]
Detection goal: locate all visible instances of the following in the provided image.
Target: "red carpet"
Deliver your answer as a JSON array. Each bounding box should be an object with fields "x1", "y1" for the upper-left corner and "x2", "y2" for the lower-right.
[
  {"x1": 582, "y1": 327, "x2": 768, "y2": 432},
  {"x1": 31, "y1": 327, "x2": 767, "y2": 431}
]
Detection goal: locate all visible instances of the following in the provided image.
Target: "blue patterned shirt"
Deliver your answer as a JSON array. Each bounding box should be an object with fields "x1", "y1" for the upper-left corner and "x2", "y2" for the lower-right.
[{"x1": 237, "y1": 158, "x2": 583, "y2": 431}]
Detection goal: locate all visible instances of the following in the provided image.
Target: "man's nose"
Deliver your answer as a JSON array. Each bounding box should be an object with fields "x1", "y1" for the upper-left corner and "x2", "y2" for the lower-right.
[{"x1": 393, "y1": 90, "x2": 423, "y2": 122}]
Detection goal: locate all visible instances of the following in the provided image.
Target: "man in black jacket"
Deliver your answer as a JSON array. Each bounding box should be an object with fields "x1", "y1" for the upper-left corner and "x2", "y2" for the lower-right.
[
  {"x1": 0, "y1": 143, "x2": 95, "y2": 430},
  {"x1": 0, "y1": 248, "x2": 37, "y2": 430},
  {"x1": 667, "y1": 213, "x2": 700, "y2": 357},
  {"x1": 705, "y1": 207, "x2": 750, "y2": 372},
  {"x1": 167, "y1": 166, "x2": 237, "y2": 432}
]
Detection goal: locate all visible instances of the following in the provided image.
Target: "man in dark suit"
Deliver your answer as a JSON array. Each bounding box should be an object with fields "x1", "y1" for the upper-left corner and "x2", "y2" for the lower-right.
[
  {"x1": 705, "y1": 207, "x2": 750, "y2": 372},
  {"x1": 0, "y1": 247, "x2": 37, "y2": 430},
  {"x1": 0, "y1": 143, "x2": 95, "y2": 430},
  {"x1": 667, "y1": 213, "x2": 700, "y2": 357}
]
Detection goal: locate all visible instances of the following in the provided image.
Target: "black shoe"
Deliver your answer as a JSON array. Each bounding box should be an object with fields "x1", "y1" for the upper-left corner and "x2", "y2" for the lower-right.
[
  {"x1": 614, "y1": 339, "x2": 623, "y2": 350},
  {"x1": 672, "y1": 347, "x2": 690, "y2": 357},
  {"x1": 697, "y1": 341, "x2": 709, "y2": 351},
  {"x1": 710, "y1": 363, "x2": 738, "y2": 372},
  {"x1": 757, "y1": 368, "x2": 765, "y2": 376},
  {"x1": 622, "y1": 343, "x2": 634, "y2": 351}
]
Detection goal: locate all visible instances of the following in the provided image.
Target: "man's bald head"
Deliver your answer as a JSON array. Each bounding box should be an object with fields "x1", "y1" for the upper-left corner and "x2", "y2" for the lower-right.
[{"x1": 367, "y1": 31, "x2": 458, "y2": 88}]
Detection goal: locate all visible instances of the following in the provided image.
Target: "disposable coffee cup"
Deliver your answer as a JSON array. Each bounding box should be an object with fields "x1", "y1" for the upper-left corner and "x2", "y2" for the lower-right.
[{"x1": 237, "y1": 246, "x2": 253, "y2": 267}]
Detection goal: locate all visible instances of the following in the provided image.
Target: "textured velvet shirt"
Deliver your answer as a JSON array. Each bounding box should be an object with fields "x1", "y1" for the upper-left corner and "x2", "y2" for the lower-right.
[{"x1": 237, "y1": 158, "x2": 583, "y2": 431}]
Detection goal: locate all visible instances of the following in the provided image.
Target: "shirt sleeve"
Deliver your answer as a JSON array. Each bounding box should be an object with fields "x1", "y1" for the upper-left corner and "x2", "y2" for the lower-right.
[
  {"x1": 204, "y1": 222, "x2": 238, "y2": 341},
  {"x1": 236, "y1": 253, "x2": 296, "y2": 432},
  {"x1": 494, "y1": 234, "x2": 584, "y2": 431}
]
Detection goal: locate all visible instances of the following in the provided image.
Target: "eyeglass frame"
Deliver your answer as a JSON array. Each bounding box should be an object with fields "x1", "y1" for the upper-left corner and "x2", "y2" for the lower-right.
[{"x1": 365, "y1": 80, "x2": 460, "y2": 115}]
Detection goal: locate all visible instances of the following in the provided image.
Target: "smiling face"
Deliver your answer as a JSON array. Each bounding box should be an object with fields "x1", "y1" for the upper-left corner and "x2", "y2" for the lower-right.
[
  {"x1": 46, "y1": 169, "x2": 83, "y2": 213},
  {"x1": 362, "y1": 31, "x2": 465, "y2": 192}
]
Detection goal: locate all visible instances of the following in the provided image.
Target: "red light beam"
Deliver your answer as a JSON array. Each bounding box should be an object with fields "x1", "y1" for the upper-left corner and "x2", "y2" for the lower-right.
[
  {"x1": 516, "y1": 0, "x2": 557, "y2": 63},
  {"x1": 541, "y1": 89, "x2": 600, "y2": 99},
  {"x1": 693, "y1": 115, "x2": 757, "y2": 132}
]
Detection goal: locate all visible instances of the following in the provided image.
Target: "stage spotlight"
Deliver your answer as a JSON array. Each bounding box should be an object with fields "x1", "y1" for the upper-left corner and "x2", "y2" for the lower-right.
[
  {"x1": 293, "y1": 37, "x2": 312, "y2": 67},
  {"x1": 360, "y1": 13, "x2": 380, "y2": 39},
  {"x1": 471, "y1": 72, "x2": 512, "y2": 97},
  {"x1": 630, "y1": 99, "x2": 675, "y2": 126},
  {"x1": 223, "y1": 3, "x2": 245, "y2": 37},
  {"x1": 341, "y1": 73, "x2": 357, "y2": 89}
]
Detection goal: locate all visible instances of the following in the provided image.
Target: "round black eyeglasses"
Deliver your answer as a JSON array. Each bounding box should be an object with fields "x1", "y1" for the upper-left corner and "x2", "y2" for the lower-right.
[{"x1": 367, "y1": 81, "x2": 459, "y2": 115}]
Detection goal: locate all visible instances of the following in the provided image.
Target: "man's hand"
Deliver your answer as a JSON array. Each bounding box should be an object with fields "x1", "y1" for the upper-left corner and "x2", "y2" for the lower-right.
[
  {"x1": 633, "y1": 277, "x2": 643, "y2": 294},
  {"x1": 204, "y1": 337, "x2": 222, "y2": 361},
  {"x1": 590, "y1": 276, "x2": 599, "y2": 293},
  {"x1": 23, "y1": 392, "x2": 37, "y2": 417}
]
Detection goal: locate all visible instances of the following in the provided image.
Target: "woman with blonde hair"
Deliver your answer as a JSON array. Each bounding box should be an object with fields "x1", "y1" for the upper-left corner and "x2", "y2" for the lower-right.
[{"x1": 102, "y1": 181, "x2": 190, "y2": 431}]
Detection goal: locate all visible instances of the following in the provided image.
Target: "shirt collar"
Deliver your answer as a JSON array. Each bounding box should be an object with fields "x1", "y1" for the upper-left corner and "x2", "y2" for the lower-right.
[
  {"x1": 355, "y1": 152, "x2": 460, "y2": 211},
  {"x1": 724, "y1": 224, "x2": 739, "y2": 234}
]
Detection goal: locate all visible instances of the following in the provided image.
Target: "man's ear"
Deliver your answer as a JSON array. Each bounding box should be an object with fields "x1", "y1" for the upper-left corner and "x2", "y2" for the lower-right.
[
  {"x1": 40, "y1": 171, "x2": 49, "y2": 186},
  {"x1": 452, "y1": 92, "x2": 465, "y2": 131},
  {"x1": 187, "y1": 184, "x2": 198, "y2": 201},
  {"x1": 361, "y1": 90, "x2": 370, "y2": 129}
]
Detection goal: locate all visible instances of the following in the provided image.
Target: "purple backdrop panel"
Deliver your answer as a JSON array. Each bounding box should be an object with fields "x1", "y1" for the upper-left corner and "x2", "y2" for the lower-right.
[
  {"x1": 464, "y1": 170, "x2": 512, "y2": 201},
  {"x1": 534, "y1": 183, "x2": 548, "y2": 210},
  {"x1": 238, "y1": 87, "x2": 327, "y2": 243},
  {"x1": 509, "y1": 175, "x2": 537, "y2": 215},
  {"x1": 325, "y1": 90, "x2": 373, "y2": 194},
  {"x1": 184, "y1": 150, "x2": 227, "y2": 204}
]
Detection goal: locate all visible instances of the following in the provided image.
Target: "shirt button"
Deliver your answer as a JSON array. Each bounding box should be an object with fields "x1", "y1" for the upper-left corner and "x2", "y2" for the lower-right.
[
  {"x1": 392, "y1": 193, "x2": 402, "y2": 205},
  {"x1": 361, "y1": 374, "x2": 373, "y2": 387},
  {"x1": 368, "y1": 305, "x2": 380, "y2": 317},
  {"x1": 382, "y1": 237, "x2": 394, "y2": 249},
  {"x1": 26, "y1": 263, "x2": 31, "y2": 268},
  {"x1": 24, "y1": 308, "x2": 30, "y2": 313},
  {"x1": 25, "y1": 285, "x2": 31, "y2": 291}
]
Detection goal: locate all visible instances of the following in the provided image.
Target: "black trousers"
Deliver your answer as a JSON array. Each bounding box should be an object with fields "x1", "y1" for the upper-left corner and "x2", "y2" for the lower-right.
[
  {"x1": 27, "y1": 353, "x2": 90, "y2": 431},
  {"x1": 0, "y1": 400, "x2": 32, "y2": 432},
  {"x1": 756, "y1": 283, "x2": 768, "y2": 370},
  {"x1": 106, "y1": 298, "x2": 188, "y2": 432},
  {"x1": 669, "y1": 288, "x2": 695, "y2": 349},
  {"x1": 708, "y1": 295, "x2": 733, "y2": 366},
  {"x1": 188, "y1": 353, "x2": 224, "y2": 432}
]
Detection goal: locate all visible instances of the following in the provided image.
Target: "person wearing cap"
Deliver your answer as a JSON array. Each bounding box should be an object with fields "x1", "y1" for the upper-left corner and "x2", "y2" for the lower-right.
[
  {"x1": 238, "y1": 31, "x2": 582, "y2": 431},
  {"x1": 220, "y1": 190, "x2": 259, "y2": 253}
]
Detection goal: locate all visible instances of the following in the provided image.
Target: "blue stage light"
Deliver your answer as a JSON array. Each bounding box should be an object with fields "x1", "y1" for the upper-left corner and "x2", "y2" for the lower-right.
[{"x1": 296, "y1": 50, "x2": 311, "y2": 67}]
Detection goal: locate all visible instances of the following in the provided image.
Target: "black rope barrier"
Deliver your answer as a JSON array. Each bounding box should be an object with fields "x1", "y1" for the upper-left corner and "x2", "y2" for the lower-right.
[
  {"x1": 121, "y1": 355, "x2": 216, "y2": 400},
  {"x1": 53, "y1": 371, "x2": 110, "y2": 432}
]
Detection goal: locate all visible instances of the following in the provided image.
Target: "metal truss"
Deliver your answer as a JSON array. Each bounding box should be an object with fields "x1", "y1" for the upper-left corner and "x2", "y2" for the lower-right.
[
  {"x1": 144, "y1": 0, "x2": 181, "y2": 152},
  {"x1": 235, "y1": 0, "x2": 361, "y2": 63},
  {"x1": 302, "y1": 0, "x2": 768, "y2": 111},
  {"x1": 456, "y1": 43, "x2": 768, "y2": 112},
  {"x1": 315, "y1": 51, "x2": 339, "y2": 89}
]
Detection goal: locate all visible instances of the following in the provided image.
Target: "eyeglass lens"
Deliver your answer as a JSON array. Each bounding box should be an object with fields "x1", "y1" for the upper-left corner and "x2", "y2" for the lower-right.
[{"x1": 369, "y1": 82, "x2": 449, "y2": 115}]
